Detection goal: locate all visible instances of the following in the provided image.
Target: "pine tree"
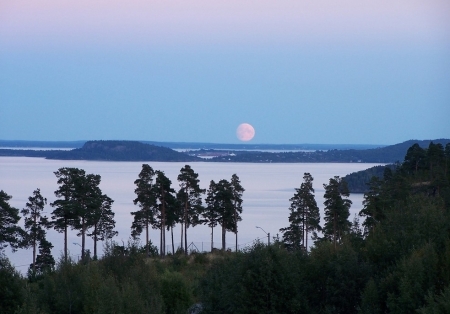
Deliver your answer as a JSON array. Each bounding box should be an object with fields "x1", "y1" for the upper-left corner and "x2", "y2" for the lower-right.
[
  {"x1": 230, "y1": 174, "x2": 244, "y2": 251},
  {"x1": 131, "y1": 164, "x2": 157, "y2": 257},
  {"x1": 322, "y1": 176, "x2": 352, "y2": 248},
  {"x1": 280, "y1": 173, "x2": 320, "y2": 251},
  {"x1": 29, "y1": 238, "x2": 55, "y2": 278},
  {"x1": 21, "y1": 188, "x2": 51, "y2": 274},
  {"x1": 204, "y1": 180, "x2": 220, "y2": 251},
  {"x1": 154, "y1": 170, "x2": 175, "y2": 256},
  {"x1": 87, "y1": 194, "x2": 117, "y2": 259},
  {"x1": 51, "y1": 168, "x2": 79, "y2": 261},
  {"x1": 0, "y1": 190, "x2": 24, "y2": 251},
  {"x1": 359, "y1": 176, "x2": 385, "y2": 235},
  {"x1": 177, "y1": 165, "x2": 205, "y2": 254}
]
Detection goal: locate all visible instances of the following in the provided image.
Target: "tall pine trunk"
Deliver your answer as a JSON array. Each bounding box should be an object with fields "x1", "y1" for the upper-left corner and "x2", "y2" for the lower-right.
[
  {"x1": 93, "y1": 225, "x2": 98, "y2": 259},
  {"x1": 222, "y1": 224, "x2": 226, "y2": 251},
  {"x1": 171, "y1": 227, "x2": 174, "y2": 254},
  {"x1": 211, "y1": 226, "x2": 214, "y2": 252},
  {"x1": 180, "y1": 223, "x2": 183, "y2": 250},
  {"x1": 146, "y1": 219, "x2": 149, "y2": 257},
  {"x1": 81, "y1": 218, "x2": 86, "y2": 259},
  {"x1": 64, "y1": 224, "x2": 68, "y2": 262}
]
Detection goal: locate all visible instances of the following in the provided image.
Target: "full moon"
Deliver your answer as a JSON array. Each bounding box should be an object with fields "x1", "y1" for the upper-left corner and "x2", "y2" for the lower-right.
[{"x1": 236, "y1": 123, "x2": 255, "y2": 141}]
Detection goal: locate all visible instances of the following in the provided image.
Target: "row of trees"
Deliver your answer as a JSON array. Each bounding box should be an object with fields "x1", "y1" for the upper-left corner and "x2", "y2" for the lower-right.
[
  {"x1": 0, "y1": 165, "x2": 245, "y2": 275},
  {"x1": 0, "y1": 167, "x2": 117, "y2": 277},
  {"x1": 131, "y1": 164, "x2": 244, "y2": 256},
  {"x1": 280, "y1": 172, "x2": 352, "y2": 251}
]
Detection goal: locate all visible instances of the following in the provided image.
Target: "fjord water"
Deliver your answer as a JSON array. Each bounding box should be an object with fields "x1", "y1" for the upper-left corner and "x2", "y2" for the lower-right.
[{"x1": 1, "y1": 157, "x2": 383, "y2": 272}]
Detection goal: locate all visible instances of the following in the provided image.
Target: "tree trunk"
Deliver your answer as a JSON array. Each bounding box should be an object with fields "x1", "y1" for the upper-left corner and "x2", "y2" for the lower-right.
[
  {"x1": 32, "y1": 238, "x2": 36, "y2": 273},
  {"x1": 222, "y1": 224, "x2": 226, "y2": 251},
  {"x1": 146, "y1": 219, "x2": 149, "y2": 257},
  {"x1": 180, "y1": 223, "x2": 183, "y2": 250},
  {"x1": 82, "y1": 218, "x2": 86, "y2": 259},
  {"x1": 184, "y1": 201, "x2": 188, "y2": 255},
  {"x1": 64, "y1": 223, "x2": 68, "y2": 262},
  {"x1": 93, "y1": 225, "x2": 98, "y2": 259},
  {"x1": 184, "y1": 221, "x2": 188, "y2": 255},
  {"x1": 211, "y1": 226, "x2": 214, "y2": 252},
  {"x1": 171, "y1": 226, "x2": 174, "y2": 254},
  {"x1": 32, "y1": 213, "x2": 37, "y2": 273}
]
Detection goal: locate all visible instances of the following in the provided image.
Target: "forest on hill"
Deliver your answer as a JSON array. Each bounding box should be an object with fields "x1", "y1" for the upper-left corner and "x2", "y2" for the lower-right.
[
  {"x1": 0, "y1": 140, "x2": 201, "y2": 162},
  {"x1": 1, "y1": 141, "x2": 450, "y2": 313}
]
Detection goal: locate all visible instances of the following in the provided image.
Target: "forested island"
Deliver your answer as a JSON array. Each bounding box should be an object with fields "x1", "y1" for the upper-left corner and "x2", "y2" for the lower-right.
[{"x1": 1, "y1": 141, "x2": 450, "y2": 313}]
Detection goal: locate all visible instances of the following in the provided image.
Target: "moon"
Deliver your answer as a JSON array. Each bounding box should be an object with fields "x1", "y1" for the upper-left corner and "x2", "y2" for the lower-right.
[{"x1": 236, "y1": 123, "x2": 255, "y2": 141}]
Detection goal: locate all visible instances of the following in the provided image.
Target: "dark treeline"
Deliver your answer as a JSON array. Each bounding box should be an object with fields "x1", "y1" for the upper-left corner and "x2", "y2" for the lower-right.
[
  {"x1": 211, "y1": 139, "x2": 450, "y2": 163},
  {"x1": 1, "y1": 138, "x2": 449, "y2": 164},
  {"x1": 1, "y1": 141, "x2": 450, "y2": 313}
]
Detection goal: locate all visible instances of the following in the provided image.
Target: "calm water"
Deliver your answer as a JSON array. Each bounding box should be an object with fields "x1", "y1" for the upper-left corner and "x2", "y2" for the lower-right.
[{"x1": 1, "y1": 157, "x2": 383, "y2": 272}]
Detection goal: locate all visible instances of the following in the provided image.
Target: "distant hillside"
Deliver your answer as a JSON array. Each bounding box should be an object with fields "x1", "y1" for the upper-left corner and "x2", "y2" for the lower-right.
[
  {"x1": 343, "y1": 164, "x2": 397, "y2": 193},
  {"x1": 342, "y1": 139, "x2": 450, "y2": 193},
  {"x1": 210, "y1": 139, "x2": 450, "y2": 163},
  {"x1": 0, "y1": 141, "x2": 201, "y2": 162}
]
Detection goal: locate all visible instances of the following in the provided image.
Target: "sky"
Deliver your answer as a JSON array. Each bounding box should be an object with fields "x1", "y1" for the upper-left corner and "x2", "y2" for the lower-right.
[{"x1": 1, "y1": 0, "x2": 449, "y2": 145}]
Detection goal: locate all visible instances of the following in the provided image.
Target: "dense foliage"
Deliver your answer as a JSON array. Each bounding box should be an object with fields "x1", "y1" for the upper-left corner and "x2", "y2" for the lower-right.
[{"x1": 1, "y1": 141, "x2": 450, "y2": 313}]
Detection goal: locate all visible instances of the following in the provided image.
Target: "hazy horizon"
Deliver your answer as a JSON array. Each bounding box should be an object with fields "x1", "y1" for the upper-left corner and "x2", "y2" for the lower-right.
[{"x1": 1, "y1": 1, "x2": 449, "y2": 144}]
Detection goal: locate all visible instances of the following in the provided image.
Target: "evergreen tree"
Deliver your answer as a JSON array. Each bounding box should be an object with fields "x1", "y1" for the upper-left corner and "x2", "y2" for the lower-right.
[
  {"x1": 359, "y1": 176, "x2": 385, "y2": 235},
  {"x1": 0, "y1": 190, "x2": 24, "y2": 251},
  {"x1": 214, "y1": 179, "x2": 234, "y2": 250},
  {"x1": 21, "y1": 188, "x2": 51, "y2": 274},
  {"x1": 404, "y1": 143, "x2": 427, "y2": 175},
  {"x1": 230, "y1": 174, "x2": 244, "y2": 252},
  {"x1": 131, "y1": 164, "x2": 157, "y2": 257},
  {"x1": 154, "y1": 170, "x2": 175, "y2": 256},
  {"x1": 51, "y1": 167, "x2": 79, "y2": 261},
  {"x1": 29, "y1": 238, "x2": 55, "y2": 278},
  {"x1": 72, "y1": 171, "x2": 102, "y2": 260},
  {"x1": 177, "y1": 165, "x2": 205, "y2": 254},
  {"x1": 322, "y1": 176, "x2": 352, "y2": 248},
  {"x1": 280, "y1": 173, "x2": 320, "y2": 251},
  {"x1": 87, "y1": 194, "x2": 117, "y2": 259},
  {"x1": 204, "y1": 180, "x2": 220, "y2": 251}
]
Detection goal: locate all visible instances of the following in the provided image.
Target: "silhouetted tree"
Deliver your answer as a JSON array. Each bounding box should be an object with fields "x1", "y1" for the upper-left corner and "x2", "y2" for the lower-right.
[
  {"x1": 280, "y1": 173, "x2": 320, "y2": 251},
  {"x1": 230, "y1": 174, "x2": 244, "y2": 251},
  {"x1": 51, "y1": 168, "x2": 78, "y2": 261},
  {"x1": 21, "y1": 188, "x2": 51, "y2": 274},
  {"x1": 0, "y1": 190, "x2": 24, "y2": 251},
  {"x1": 204, "y1": 180, "x2": 220, "y2": 251},
  {"x1": 322, "y1": 176, "x2": 352, "y2": 248},
  {"x1": 87, "y1": 194, "x2": 117, "y2": 259},
  {"x1": 131, "y1": 164, "x2": 157, "y2": 257},
  {"x1": 154, "y1": 170, "x2": 175, "y2": 256},
  {"x1": 177, "y1": 165, "x2": 205, "y2": 254}
]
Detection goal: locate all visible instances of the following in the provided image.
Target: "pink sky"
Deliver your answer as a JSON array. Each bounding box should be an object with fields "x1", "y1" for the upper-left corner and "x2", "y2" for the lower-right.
[{"x1": 1, "y1": 0, "x2": 449, "y2": 50}]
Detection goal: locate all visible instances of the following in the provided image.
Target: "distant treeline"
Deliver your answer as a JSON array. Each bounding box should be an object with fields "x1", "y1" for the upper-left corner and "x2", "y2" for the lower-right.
[{"x1": 1, "y1": 139, "x2": 449, "y2": 164}]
